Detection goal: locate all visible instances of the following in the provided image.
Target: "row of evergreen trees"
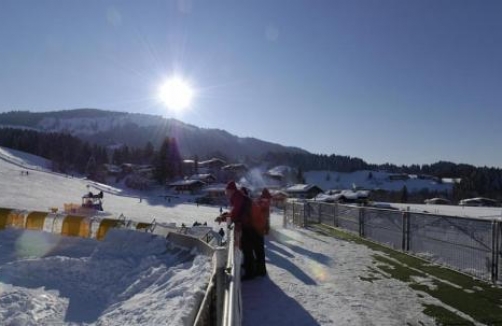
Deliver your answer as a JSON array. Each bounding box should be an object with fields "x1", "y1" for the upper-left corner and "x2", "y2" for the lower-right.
[
  {"x1": 263, "y1": 151, "x2": 502, "y2": 201},
  {"x1": 1, "y1": 127, "x2": 501, "y2": 200},
  {"x1": 0, "y1": 128, "x2": 183, "y2": 185}
]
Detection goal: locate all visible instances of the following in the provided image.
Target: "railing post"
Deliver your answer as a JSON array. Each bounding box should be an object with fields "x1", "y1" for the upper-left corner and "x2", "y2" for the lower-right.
[
  {"x1": 491, "y1": 221, "x2": 500, "y2": 283},
  {"x1": 214, "y1": 247, "x2": 226, "y2": 326}
]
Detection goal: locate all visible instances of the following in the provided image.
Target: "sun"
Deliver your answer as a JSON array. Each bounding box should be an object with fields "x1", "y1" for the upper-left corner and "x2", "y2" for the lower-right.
[{"x1": 158, "y1": 77, "x2": 194, "y2": 111}]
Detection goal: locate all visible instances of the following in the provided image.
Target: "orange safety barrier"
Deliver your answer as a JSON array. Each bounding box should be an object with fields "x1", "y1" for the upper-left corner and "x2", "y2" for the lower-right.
[
  {"x1": 7, "y1": 211, "x2": 26, "y2": 228},
  {"x1": 62, "y1": 215, "x2": 90, "y2": 238},
  {"x1": 25, "y1": 211, "x2": 48, "y2": 230},
  {"x1": 0, "y1": 208, "x2": 11, "y2": 229},
  {"x1": 96, "y1": 219, "x2": 122, "y2": 240}
]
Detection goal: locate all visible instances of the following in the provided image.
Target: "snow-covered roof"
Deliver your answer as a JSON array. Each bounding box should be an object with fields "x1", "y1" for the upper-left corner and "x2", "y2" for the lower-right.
[
  {"x1": 222, "y1": 163, "x2": 248, "y2": 171},
  {"x1": 199, "y1": 158, "x2": 226, "y2": 166},
  {"x1": 190, "y1": 173, "x2": 215, "y2": 181},
  {"x1": 286, "y1": 184, "x2": 323, "y2": 193},
  {"x1": 168, "y1": 180, "x2": 205, "y2": 187},
  {"x1": 267, "y1": 165, "x2": 292, "y2": 177},
  {"x1": 203, "y1": 183, "x2": 228, "y2": 192},
  {"x1": 315, "y1": 189, "x2": 369, "y2": 202}
]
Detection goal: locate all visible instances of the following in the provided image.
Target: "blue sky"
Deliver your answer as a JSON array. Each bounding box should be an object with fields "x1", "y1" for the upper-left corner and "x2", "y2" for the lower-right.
[{"x1": 1, "y1": 0, "x2": 501, "y2": 167}]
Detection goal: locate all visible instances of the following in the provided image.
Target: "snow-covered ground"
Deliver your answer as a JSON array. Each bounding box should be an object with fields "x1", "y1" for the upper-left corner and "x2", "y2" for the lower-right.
[
  {"x1": 389, "y1": 202, "x2": 502, "y2": 220},
  {"x1": 0, "y1": 229, "x2": 211, "y2": 325},
  {"x1": 1, "y1": 147, "x2": 496, "y2": 325}
]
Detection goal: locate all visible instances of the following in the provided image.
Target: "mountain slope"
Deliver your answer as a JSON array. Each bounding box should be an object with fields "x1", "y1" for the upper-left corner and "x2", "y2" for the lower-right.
[{"x1": 0, "y1": 109, "x2": 308, "y2": 160}]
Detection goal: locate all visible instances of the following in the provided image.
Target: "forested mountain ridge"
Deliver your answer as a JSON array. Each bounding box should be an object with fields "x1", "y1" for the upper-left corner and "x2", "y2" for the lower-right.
[{"x1": 0, "y1": 109, "x2": 307, "y2": 160}]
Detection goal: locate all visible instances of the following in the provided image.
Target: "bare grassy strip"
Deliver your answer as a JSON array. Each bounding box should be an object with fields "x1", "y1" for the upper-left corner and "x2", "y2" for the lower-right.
[{"x1": 310, "y1": 224, "x2": 502, "y2": 326}]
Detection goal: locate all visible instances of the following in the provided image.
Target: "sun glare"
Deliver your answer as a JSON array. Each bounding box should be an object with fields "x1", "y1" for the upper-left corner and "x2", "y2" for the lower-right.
[{"x1": 158, "y1": 77, "x2": 194, "y2": 111}]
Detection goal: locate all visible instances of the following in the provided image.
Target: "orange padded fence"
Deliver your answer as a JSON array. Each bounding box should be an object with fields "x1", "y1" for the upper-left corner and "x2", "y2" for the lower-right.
[
  {"x1": 1, "y1": 207, "x2": 132, "y2": 242},
  {"x1": 62, "y1": 215, "x2": 91, "y2": 238},
  {"x1": 97, "y1": 219, "x2": 122, "y2": 240},
  {"x1": 7, "y1": 211, "x2": 26, "y2": 228},
  {"x1": 0, "y1": 208, "x2": 12, "y2": 229},
  {"x1": 25, "y1": 211, "x2": 48, "y2": 230}
]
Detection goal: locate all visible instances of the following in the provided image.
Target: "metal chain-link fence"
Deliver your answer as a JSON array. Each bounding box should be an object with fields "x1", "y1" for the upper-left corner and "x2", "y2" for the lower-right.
[{"x1": 284, "y1": 200, "x2": 502, "y2": 283}]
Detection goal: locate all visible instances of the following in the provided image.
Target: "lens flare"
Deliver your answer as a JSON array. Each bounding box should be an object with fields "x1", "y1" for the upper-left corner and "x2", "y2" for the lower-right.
[{"x1": 15, "y1": 230, "x2": 56, "y2": 258}]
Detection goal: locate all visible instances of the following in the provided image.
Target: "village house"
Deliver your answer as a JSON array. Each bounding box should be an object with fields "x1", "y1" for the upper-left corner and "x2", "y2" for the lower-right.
[
  {"x1": 190, "y1": 173, "x2": 217, "y2": 184},
  {"x1": 285, "y1": 184, "x2": 324, "y2": 199},
  {"x1": 168, "y1": 180, "x2": 205, "y2": 195}
]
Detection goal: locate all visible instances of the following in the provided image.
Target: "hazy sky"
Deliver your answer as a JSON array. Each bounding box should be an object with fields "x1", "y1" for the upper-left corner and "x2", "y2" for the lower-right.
[{"x1": 1, "y1": 0, "x2": 501, "y2": 167}]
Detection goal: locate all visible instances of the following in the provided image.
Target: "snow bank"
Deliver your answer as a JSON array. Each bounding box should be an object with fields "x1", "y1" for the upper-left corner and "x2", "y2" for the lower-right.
[{"x1": 0, "y1": 229, "x2": 212, "y2": 326}]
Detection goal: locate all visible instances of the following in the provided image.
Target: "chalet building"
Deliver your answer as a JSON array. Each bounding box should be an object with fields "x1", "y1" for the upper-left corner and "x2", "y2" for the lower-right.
[
  {"x1": 222, "y1": 164, "x2": 248, "y2": 180},
  {"x1": 388, "y1": 174, "x2": 409, "y2": 181},
  {"x1": 103, "y1": 164, "x2": 122, "y2": 176},
  {"x1": 285, "y1": 184, "x2": 323, "y2": 199},
  {"x1": 270, "y1": 190, "x2": 289, "y2": 208},
  {"x1": 168, "y1": 180, "x2": 205, "y2": 194},
  {"x1": 199, "y1": 158, "x2": 227, "y2": 171},
  {"x1": 182, "y1": 160, "x2": 195, "y2": 175},
  {"x1": 190, "y1": 173, "x2": 217, "y2": 184},
  {"x1": 197, "y1": 184, "x2": 228, "y2": 205},
  {"x1": 417, "y1": 174, "x2": 440, "y2": 182}
]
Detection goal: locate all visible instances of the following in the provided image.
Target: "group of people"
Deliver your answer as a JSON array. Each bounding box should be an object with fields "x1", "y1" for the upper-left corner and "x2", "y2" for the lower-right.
[{"x1": 216, "y1": 181, "x2": 272, "y2": 281}]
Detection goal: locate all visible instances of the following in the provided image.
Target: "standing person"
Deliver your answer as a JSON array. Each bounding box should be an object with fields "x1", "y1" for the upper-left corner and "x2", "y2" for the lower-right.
[
  {"x1": 260, "y1": 188, "x2": 272, "y2": 235},
  {"x1": 252, "y1": 188, "x2": 272, "y2": 276},
  {"x1": 216, "y1": 181, "x2": 257, "y2": 280}
]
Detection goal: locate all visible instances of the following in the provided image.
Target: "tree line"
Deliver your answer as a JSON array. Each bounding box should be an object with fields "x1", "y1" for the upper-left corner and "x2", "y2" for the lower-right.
[
  {"x1": 0, "y1": 128, "x2": 182, "y2": 185},
  {"x1": 263, "y1": 151, "x2": 502, "y2": 200}
]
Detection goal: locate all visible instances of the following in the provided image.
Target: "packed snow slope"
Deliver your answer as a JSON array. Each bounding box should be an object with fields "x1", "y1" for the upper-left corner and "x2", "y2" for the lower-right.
[
  {"x1": 0, "y1": 146, "x2": 222, "y2": 225},
  {"x1": 0, "y1": 228, "x2": 211, "y2": 325}
]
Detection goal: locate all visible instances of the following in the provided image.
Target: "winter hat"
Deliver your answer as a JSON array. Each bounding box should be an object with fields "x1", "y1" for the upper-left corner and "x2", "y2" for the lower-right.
[
  {"x1": 261, "y1": 188, "x2": 272, "y2": 199},
  {"x1": 226, "y1": 181, "x2": 237, "y2": 191}
]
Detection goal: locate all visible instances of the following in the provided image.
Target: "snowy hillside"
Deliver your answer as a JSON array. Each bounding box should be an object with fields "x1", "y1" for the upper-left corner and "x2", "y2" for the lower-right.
[
  {"x1": 0, "y1": 147, "x2": 52, "y2": 171},
  {"x1": 38, "y1": 113, "x2": 163, "y2": 135},
  {"x1": 0, "y1": 109, "x2": 308, "y2": 159},
  {"x1": 305, "y1": 170, "x2": 454, "y2": 193}
]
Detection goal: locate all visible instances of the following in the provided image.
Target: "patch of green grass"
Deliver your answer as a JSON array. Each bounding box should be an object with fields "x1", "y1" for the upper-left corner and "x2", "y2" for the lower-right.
[
  {"x1": 310, "y1": 224, "x2": 502, "y2": 325},
  {"x1": 422, "y1": 304, "x2": 475, "y2": 326}
]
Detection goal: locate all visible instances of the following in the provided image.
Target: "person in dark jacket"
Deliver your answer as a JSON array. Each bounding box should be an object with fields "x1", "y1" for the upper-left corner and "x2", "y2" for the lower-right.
[{"x1": 216, "y1": 181, "x2": 257, "y2": 280}]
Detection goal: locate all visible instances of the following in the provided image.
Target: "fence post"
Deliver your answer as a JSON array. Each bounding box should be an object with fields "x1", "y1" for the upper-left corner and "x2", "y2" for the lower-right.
[
  {"x1": 333, "y1": 203, "x2": 338, "y2": 227},
  {"x1": 491, "y1": 221, "x2": 500, "y2": 283},
  {"x1": 291, "y1": 202, "x2": 296, "y2": 225},
  {"x1": 318, "y1": 202, "x2": 322, "y2": 224},
  {"x1": 283, "y1": 203, "x2": 288, "y2": 228},
  {"x1": 359, "y1": 204, "x2": 365, "y2": 238},
  {"x1": 303, "y1": 202, "x2": 308, "y2": 227},
  {"x1": 402, "y1": 207, "x2": 410, "y2": 252}
]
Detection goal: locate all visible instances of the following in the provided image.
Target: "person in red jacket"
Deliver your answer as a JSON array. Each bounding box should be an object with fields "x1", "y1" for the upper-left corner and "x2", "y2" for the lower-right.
[
  {"x1": 252, "y1": 188, "x2": 272, "y2": 276},
  {"x1": 260, "y1": 188, "x2": 272, "y2": 235},
  {"x1": 216, "y1": 181, "x2": 257, "y2": 280}
]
